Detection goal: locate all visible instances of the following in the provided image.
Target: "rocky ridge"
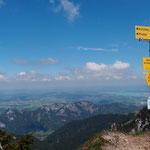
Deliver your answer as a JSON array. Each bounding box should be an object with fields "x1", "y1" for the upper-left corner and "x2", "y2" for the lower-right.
[
  {"x1": 83, "y1": 131, "x2": 150, "y2": 150},
  {"x1": 114, "y1": 106, "x2": 150, "y2": 133},
  {"x1": 83, "y1": 107, "x2": 150, "y2": 150}
]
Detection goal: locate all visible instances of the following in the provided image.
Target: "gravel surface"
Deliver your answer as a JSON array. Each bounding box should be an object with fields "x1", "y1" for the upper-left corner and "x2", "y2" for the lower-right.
[{"x1": 101, "y1": 131, "x2": 150, "y2": 150}]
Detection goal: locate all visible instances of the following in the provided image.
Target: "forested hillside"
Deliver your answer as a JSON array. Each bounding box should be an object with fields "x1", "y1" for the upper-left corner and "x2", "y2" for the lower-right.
[{"x1": 33, "y1": 113, "x2": 133, "y2": 150}]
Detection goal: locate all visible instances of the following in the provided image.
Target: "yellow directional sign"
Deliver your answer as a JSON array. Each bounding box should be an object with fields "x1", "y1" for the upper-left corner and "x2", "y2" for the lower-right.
[
  {"x1": 135, "y1": 26, "x2": 150, "y2": 40},
  {"x1": 146, "y1": 72, "x2": 150, "y2": 86},
  {"x1": 143, "y1": 57, "x2": 150, "y2": 71}
]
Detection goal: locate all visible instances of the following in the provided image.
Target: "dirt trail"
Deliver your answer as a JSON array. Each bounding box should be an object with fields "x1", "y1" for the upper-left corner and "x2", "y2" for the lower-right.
[{"x1": 101, "y1": 131, "x2": 150, "y2": 150}]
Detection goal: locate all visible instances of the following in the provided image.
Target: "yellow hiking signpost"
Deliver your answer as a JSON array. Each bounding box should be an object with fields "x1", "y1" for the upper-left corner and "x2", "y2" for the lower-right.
[
  {"x1": 135, "y1": 26, "x2": 150, "y2": 40},
  {"x1": 146, "y1": 72, "x2": 150, "y2": 86},
  {"x1": 135, "y1": 26, "x2": 150, "y2": 109},
  {"x1": 143, "y1": 57, "x2": 150, "y2": 71}
]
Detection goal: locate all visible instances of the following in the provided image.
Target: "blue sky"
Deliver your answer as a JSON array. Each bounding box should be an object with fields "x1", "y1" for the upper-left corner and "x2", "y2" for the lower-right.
[{"x1": 0, "y1": 0, "x2": 150, "y2": 89}]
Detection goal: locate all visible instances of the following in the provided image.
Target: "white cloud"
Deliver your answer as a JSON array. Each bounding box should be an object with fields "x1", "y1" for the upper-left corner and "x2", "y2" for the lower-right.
[
  {"x1": 13, "y1": 58, "x2": 59, "y2": 65},
  {"x1": 128, "y1": 75, "x2": 137, "y2": 79},
  {"x1": 0, "y1": 73, "x2": 7, "y2": 81},
  {"x1": 77, "y1": 46, "x2": 119, "y2": 52},
  {"x1": 60, "y1": 0, "x2": 80, "y2": 21},
  {"x1": 86, "y1": 61, "x2": 130, "y2": 71},
  {"x1": 49, "y1": 0, "x2": 80, "y2": 22},
  {"x1": 106, "y1": 77, "x2": 110, "y2": 80},
  {"x1": 86, "y1": 62, "x2": 107, "y2": 71},
  {"x1": 40, "y1": 58, "x2": 59, "y2": 65},
  {"x1": 113, "y1": 76, "x2": 122, "y2": 80},
  {"x1": 77, "y1": 75, "x2": 84, "y2": 80},
  {"x1": 78, "y1": 46, "x2": 104, "y2": 51},
  {"x1": 17, "y1": 72, "x2": 26, "y2": 76},
  {"x1": 112, "y1": 61, "x2": 130, "y2": 70},
  {"x1": 55, "y1": 75, "x2": 71, "y2": 81},
  {"x1": 16, "y1": 71, "x2": 72, "y2": 82},
  {"x1": 16, "y1": 71, "x2": 52, "y2": 82}
]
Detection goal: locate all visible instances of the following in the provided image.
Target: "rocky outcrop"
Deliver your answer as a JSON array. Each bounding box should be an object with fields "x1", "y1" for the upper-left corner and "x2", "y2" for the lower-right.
[
  {"x1": 83, "y1": 131, "x2": 150, "y2": 150},
  {"x1": 112, "y1": 107, "x2": 150, "y2": 133}
]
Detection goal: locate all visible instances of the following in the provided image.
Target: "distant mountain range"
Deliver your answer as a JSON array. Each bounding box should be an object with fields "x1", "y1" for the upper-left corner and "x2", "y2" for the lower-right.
[{"x1": 0, "y1": 101, "x2": 141, "y2": 135}]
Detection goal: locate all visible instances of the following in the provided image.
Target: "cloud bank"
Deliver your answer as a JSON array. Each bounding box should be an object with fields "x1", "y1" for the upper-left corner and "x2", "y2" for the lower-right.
[
  {"x1": 16, "y1": 70, "x2": 52, "y2": 82},
  {"x1": 13, "y1": 60, "x2": 132, "y2": 82},
  {"x1": 0, "y1": 60, "x2": 140, "y2": 89},
  {"x1": 70, "y1": 61, "x2": 131, "y2": 81}
]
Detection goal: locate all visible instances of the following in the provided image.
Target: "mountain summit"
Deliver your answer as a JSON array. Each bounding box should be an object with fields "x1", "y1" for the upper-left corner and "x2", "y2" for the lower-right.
[{"x1": 83, "y1": 107, "x2": 150, "y2": 150}]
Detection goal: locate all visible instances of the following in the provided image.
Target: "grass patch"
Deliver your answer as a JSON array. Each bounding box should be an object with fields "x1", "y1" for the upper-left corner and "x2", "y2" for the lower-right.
[
  {"x1": 85, "y1": 133, "x2": 107, "y2": 150},
  {"x1": 132, "y1": 130, "x2": 149, "y2": 136},
  {"x1": 33, "y1": 129, "x2": 54, "y2": 141}
]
